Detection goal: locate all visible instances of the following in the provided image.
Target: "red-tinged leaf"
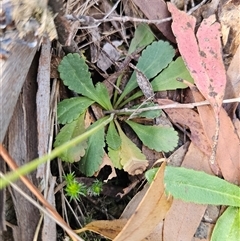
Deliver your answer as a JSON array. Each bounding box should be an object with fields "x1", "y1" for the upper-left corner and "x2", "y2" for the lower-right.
[
  {"x1": 196, "y1": 15, "x2": 226, "y2": 114},
  {"x1": 167, "y1": 3, "x2": 226, "y2": 115}
]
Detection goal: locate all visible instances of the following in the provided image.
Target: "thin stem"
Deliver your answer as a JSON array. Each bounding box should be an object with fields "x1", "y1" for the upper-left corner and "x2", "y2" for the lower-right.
[
  {"x1": 104, "y1": 97, "x2": 240, "y2": 115},
  {"x1": 0, "y1": 114, "x2": 114, "y2": 189}
]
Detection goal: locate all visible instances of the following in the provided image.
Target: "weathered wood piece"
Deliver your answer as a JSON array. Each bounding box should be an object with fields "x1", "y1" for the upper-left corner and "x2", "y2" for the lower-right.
[{"x1": 0, "y1": 42, "x2": 38, "y2": 142}]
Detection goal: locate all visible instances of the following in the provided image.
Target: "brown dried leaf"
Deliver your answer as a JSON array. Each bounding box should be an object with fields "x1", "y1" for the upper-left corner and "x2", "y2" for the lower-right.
[
  {"x1": 129, "y1": 63, "x2": 154, "y2": 100},
  {"x1": 114, "y1": 162, "x2": 172, "y2": 241},
  {"x1": 95, "y1": 153, "x2": 117, "y2": 182},
  {"x1": 76, "y1": 219, "x2": 128, "y2": 240},
  {"x1": 132, "y1": 0, "x2": 176, "y2": 42},
  {"x1": 227, "y1": 45, "x2": 240, "y2": 97},
  {"x1": 157, "y1": 98, "x2": 212, "y2": 157},
  {"x1": 192, "y1": 89, "x2": 240, "y2": 184},
  {"x1": 123, "y1": 158, "x2": 149, "y2": 175},
  {"x1": 163, "y1": 143, "x2": 212, "y2": 241}
]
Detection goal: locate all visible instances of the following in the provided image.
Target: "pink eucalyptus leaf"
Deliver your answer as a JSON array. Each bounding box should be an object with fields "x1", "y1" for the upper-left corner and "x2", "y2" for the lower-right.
[
  {"x1": 197, "y1": 15, "x2": 226, "y2": 114},
  {"x1": 167, "y1": 3, "x2": 226, "y2": 115}
]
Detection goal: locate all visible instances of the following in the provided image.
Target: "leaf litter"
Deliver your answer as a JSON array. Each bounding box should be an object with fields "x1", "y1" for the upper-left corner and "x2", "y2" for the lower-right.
[
  {"x1": 3, "y1": 0, "x2": 240, "y2": 240},
  {"x1": 56, "y1": 1, "x2": 239, "y2": 240}
]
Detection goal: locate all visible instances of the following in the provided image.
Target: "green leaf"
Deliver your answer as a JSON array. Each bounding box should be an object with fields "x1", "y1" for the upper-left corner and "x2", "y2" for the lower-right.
[
  {"x1": 0, "y1": 114, "x2": 114, "y2": 189},
  {"x1": 130, "y1": 103, "x2": 162, "y2": 119},
  {"x1": 58, "y1": 54, "x2": 111, "y2": 109},
  {"x1": 108, "y1": 147, "x2": 122, "y2": 169},
  {"x1": 128, "y1": 23, "x2": 155, "y2": 54},
  {"x1": 116, "y1": 40, "x2": 175, "y2": 107},
  {"x1": 54, "y1": 113, "x2": 87, "y2": 162},
  {"x1": 145, "y1": 168, "x2": 159, "y2": 183},
  {"x1": 211, "y1": 207, "x2": 240, "y2": 241},
  {"x1": 119, "y1": 57, "x2": 194, "y2": 106},
  {"x1": 57, "y1": 97, "x2": 94, "y2": 124},
  {"x1": 79, "y1": 117, "x2": 107, "y2": 176},
  {"x1": 164, "y1": 166, "x2": 240, "y2": 207},
  {"x1": 113, "y1": 121, "x2": 148, "y2": 174},
  {"x1": 106, "y1": 121, "x2": 121, "y2": 150},
  {"x1": 126, "y1": 121, "x2": 178, "y2": 152},
  {"x1": 152, "y1": 57, "x2": 194, "y2": 91},
  {"x1": 95, "y1": 82, "x2": 113, "y2": 110},
  {"x1": 58, "y1": 53, "x2": 97, "y2": 101}
]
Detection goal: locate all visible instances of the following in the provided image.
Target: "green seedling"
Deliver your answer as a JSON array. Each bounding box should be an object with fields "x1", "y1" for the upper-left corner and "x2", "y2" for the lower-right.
[
  {"x1": 54, "y1": 25, "x2": 194, "y2": 177},
  {"x1": 54, "y1": 24, "x2": 194, "y2": 177},
  {"x1": 0, "y1": 24, "x2": 193, "y2": 188},
  {"x1": 64, "y1": 172, "x2": 103, "y2": 200}
]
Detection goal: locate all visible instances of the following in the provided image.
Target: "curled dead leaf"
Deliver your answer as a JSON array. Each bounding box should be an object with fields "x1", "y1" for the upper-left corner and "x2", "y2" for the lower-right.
[
  {"x1": 123, "y1": 159, "x2": 149, "y2": 175},
  {"x1": 75, "y1": 219, "x2": 128, "y2": 240},
  {"x1": 95, "y1": 153, "x2": 117, "y2": 182}
]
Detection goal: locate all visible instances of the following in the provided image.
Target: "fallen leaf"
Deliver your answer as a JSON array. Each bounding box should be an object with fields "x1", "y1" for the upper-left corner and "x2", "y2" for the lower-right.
[
  {"x1": 129, "y1": 63, "x2": 154, "y2": 100},
  {"x1": 75, "y1": 219, "x2": 128, "y2": 239},
  {"x1": 121, "y1": 184, "x2": 149, "y2": 219},
  {"x1": 97, "y1": 41, "x2": 122, "y2": 71},
  {"x1": 168, "y1": 3, "x2": 228, "y2": 165},
  {"x1": 196, "y1": 15, "x2": 227, "y2": 113},
  {"x1": 224, "y1": 45, "x2": 240, "y2": 116},
  {"x1": 191, "y1": 88, "x2": 240, "y2": 184},
  {"x1": 168, "y1": 3, "x2": 226, "y2": 115},
  {"x1": 95, "y1": 152, "x2": 117, "y2": 182},
  {"x1": 114, "y1": 162, "x2": 172, "y2": 241},
  {"x1": 132, "y1": 0, "x2": 176, "y2": 43},
  {"x1": 157, "y1": 98, "x2": 212, "y2": 157},
  {"x1": 227, "y1": 45, "x2": 240, "y2": 95},
  {"x1": 121, "y1": 184, "x2": 164, "y2": 241},
  {"x1": 163, "y1": 143, "x2": 212, "y2": 241},
  {"x1": 193, "y1": 222, "x2": 215, "y2": 241}
]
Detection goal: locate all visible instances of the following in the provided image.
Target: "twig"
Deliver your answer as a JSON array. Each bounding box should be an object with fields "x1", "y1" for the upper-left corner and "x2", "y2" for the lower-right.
[
  {"x1": 103, "y1": 97, "x2": 240, "y2": 115},
  {"x1": 187, "y1": 0, "x2": 209, "y2": 15},
  {"x1": 65, "y1": 14, "x2": 172, "y2": 29},
  {"x1": 65, "y1": 0, "x2": 208, "y2": 30}
]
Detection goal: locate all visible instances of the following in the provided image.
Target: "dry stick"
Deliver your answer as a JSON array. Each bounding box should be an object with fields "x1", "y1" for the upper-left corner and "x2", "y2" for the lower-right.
[
  {"x1": 65, "y1": 0, "x2": 207, "y2": 30},
  {"x1": 187, "y1": 0, "x2": 209, "y2": 15},
  {"x1": 104, "y1": 97, "x2": 240, "y2": 115},
  {"x1": 0, "y1": 145, "x2": 82, "y2": 241}
]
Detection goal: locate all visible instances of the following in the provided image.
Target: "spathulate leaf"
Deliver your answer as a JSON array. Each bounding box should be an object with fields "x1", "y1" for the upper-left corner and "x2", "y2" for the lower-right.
[
  {"x1": 108, "y1": 147, "x2": 122, "y2": 169},
  {"x1": 79, "y1": 117, "x2": 107, "y2": 176},
  {"x1": 211, "y1": 207, "x2": 240, "y2": 241},
  {"x1": 58, "y1": 53, "x2": 97, "y2": 101},
  {"x1": 95, "y1": 82, "x2": 113, "y2": 110},
  {"x1": 128, "y1": 23, "x2": 155, "y2": 54},
  {"x1": 136, "y1": 41, "x2": 175, "y2": 79},
  {"x1": 54, "y1": 113, "x2": 87, "y2": 162},
  {"x1": 126, "y1": 121, "x2": 178, "y2": 152},
  {"x1": 114, "y1": 121, "x2": 148, "y2": 175},
  {"x1": 106, "y1": 121, "x2": 121, "y2": 150},
  {"x1": 57, "y1": 97, "x2": 94, "y2": 124},
  {"x1": 116, "y1": 40, "x2": 175, "y2": 106},
  {"x1": 164, "y1": 166, "x2": 240, "y2": 207},
  {"x1": 152, "y1": 57, "x2": 194, "y2": 91}
]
